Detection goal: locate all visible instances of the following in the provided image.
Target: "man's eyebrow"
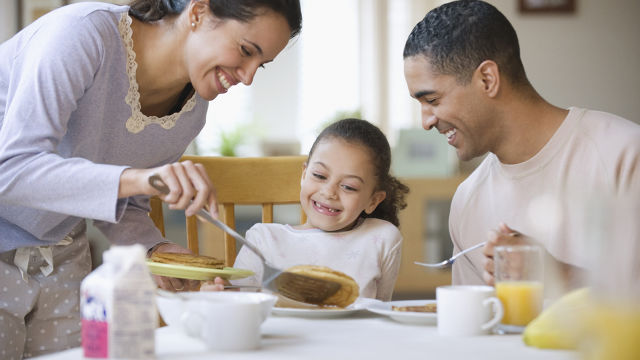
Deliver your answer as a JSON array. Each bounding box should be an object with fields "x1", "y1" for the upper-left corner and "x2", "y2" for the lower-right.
[
  {"x1": 245, "y1": 39, "x2": 263, "y2": 56},
  {"x1": 413, "y1": 90, "x2": 435, "y2": 99}
]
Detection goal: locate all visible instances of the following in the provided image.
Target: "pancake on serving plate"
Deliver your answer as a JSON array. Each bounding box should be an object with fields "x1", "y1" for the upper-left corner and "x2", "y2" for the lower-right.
[{"x1": 149, "y1": 252, "x2": 225, "y2": 269}]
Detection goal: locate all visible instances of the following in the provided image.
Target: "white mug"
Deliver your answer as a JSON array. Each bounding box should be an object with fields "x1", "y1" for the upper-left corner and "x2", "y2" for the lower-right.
[
  {"x1": 177, "y1": 292, "x2": 277, "y2": 351},
  {"x1": 436, "y1": 285, "x2": 503, "y2": 336}
]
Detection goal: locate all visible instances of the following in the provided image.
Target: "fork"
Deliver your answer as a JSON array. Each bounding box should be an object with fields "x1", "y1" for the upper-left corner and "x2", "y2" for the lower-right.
[
  {"x1": 148, "y1": 175, "x2": 341, "y2": 305},
  {"x1": 414, "y1": 241, "x2": 487, "y2": 268}
]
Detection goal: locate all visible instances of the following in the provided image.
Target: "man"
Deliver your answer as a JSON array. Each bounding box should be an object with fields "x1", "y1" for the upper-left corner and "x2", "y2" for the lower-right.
[{"x1": 403, "y1": 0, "x2": 640, "y2": 288}]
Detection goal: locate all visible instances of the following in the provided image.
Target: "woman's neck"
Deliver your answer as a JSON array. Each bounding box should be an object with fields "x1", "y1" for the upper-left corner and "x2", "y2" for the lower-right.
[{"x1": 130, "y1": 16, "x2": 190, "y2": 116}]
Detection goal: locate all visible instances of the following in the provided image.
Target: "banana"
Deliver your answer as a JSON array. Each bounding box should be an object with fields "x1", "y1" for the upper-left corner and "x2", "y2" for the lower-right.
[{"x1": 522, "y1": 287, "x2": 591, "y2": 350}]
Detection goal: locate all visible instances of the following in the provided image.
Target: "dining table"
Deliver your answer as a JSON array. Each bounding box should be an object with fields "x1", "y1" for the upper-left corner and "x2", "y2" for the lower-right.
[{"x1": 33, "y1": 309, "x2": 578, "y2": 360}]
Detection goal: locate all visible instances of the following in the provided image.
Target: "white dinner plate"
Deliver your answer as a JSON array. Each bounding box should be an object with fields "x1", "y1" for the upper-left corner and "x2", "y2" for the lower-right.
[
  {"x1": 366, "y1": 299, "x2": 437, "y2": 325},
  {"x1": 271, "y1": 298, "x2": 379, "y2": 319}
]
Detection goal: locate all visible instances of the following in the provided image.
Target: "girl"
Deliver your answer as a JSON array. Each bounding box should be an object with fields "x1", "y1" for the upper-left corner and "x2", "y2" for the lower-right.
[
  {"x1": 205, "y1": 118, "x2": 409, "y2": 300},
  {"x1": 0, "y1": 0, "x2": 301, "y2": 357}
]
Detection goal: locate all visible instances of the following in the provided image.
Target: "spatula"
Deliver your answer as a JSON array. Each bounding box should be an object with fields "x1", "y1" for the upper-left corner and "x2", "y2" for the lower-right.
[{"x1": 148, "y1": 174, "x2": 342, "y2": 305}]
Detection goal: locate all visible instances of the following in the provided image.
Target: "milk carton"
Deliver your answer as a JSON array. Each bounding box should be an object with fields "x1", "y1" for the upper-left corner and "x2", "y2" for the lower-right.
[{"x1": 81, "y1": 244, "x2": 157, "y2": 359}]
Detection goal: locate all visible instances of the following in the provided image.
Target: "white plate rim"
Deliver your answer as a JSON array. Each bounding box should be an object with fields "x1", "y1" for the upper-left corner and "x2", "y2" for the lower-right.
[
  {"x1": 271, "y1": 306, "x2": 360, "y2": 318},
  {"x1": 366, "y1": 299, "x2": 437, "y2": 325},
  {"x1": 271, "y1": 298, "x2": 376, "y2": 318}
]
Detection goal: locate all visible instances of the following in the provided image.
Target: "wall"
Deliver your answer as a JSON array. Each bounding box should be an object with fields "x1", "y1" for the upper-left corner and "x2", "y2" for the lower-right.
[
  {"x1": 1, "y1": 1, "x2": 18, "y2": 42},
  {"x1": 484, "y1": 0, "x2": 640, "y2": 122}
]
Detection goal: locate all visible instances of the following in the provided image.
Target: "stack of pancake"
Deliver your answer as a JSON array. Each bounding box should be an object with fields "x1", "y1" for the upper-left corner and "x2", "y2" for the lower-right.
[{"x1": 149, "y1": 252, "x2": 224, "y2": 269}]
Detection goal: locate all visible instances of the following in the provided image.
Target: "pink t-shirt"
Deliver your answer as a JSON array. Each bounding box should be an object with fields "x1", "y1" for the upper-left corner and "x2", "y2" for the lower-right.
[{"x1": 449, "y1": 107, "x2": 640, "y2": 285}]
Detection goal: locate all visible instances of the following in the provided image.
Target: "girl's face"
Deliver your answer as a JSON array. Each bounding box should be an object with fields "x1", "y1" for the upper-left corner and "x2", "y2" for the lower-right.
[
  {"x1": 300, "y1": 138, "x2": 386, "y2": 232},
  {"x1": 184, "y1": 5, "x2": 291, "y2": 101}
]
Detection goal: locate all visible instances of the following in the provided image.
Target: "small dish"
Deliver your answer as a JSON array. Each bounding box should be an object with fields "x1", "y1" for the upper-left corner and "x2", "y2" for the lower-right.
[
  {"x1": 366, "y1": 299, "x2": 437, "y2": 325},
  {"x1": 156, "y1": 291, "x2": 277, "y2": 328}
]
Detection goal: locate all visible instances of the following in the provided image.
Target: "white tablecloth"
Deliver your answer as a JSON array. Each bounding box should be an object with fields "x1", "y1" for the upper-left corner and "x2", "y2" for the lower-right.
[{"x1": 33, "y1": 312, "x2": 577, "y2": 360}]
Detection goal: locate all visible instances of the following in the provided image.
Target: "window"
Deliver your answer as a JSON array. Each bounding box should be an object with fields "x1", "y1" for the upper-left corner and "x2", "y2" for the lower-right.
[{"x1": 194, "y1": 0, "x2": 423, "y2": 156}]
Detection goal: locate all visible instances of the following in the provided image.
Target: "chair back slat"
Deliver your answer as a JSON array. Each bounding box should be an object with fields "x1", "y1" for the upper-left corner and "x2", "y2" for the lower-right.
[{"x1": 149, "y1": 155, "x2": 307, "y2": 267}]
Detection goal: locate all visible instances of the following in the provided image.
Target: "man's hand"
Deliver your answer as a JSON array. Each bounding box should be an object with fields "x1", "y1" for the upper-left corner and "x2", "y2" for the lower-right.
[
  {"x1": 482, "y1": 222, "x2": 527, "y2": 285},
  {"x1": 149, "y1": 243, "x2": 200, "y2": 292}
]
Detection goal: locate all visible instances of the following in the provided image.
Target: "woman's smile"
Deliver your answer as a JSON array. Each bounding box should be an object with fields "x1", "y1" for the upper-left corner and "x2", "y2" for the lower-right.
[{"x1": 215, "y1": 67, "x2": 236, "y2": 93}]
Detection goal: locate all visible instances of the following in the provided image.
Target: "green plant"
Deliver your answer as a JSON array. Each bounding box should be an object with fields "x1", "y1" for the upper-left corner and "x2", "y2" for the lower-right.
[{"x1": 217, "y1": 128, "x2": 245, "y2": 157}]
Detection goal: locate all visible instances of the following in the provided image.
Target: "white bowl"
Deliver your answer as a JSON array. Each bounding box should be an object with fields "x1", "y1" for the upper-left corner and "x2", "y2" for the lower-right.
[{"x1": 156, "y1": 291, "x2": 277, "y2": 327}]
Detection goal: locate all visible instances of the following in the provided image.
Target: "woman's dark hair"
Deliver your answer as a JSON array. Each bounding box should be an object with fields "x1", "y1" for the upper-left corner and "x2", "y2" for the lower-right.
[
  {"x1": 307, "y1": 118, "x2": 409, "y2": 227},
  {"x1": 129, "y1": 0, "x2": 302, "y2": 38},
  {"x1": 403, "y1": 0, "x2": 528, "y2": 86}
]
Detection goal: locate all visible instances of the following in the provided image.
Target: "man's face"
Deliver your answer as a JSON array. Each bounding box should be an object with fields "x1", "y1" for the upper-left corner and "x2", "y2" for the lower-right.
[{"x1": 404, "y1": 55, "x2": 497, "y2": 161}]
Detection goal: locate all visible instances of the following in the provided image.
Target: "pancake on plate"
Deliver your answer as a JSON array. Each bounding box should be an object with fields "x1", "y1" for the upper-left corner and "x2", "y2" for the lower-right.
[
  {"x1": 284, "y1": 265, "x2": 359, "y2": 308},
  {"x1": 392, "y1": 303, "x2": 437, "y2": 313},
  {"x1": 149, "y1": 252, "x2": 224, "y2": 269}
]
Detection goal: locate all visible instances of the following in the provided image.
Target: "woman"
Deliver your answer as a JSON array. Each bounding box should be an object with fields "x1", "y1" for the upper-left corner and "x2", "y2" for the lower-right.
[{"x1": 0, "y1": 0, "x2": 301, "y2": 357}]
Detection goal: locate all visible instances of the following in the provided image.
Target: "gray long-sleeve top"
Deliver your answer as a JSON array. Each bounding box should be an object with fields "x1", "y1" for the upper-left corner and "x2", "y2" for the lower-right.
[{"x1": 0, "y1": 2, "x2": 208, "y2": 252}]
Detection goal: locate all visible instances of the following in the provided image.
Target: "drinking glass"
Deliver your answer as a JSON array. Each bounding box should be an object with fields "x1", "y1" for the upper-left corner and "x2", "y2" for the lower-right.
[
  {"x1": 494, "y1": 244, "x2": 544, "y2": 333},
  {"x1": 580, "y1": 193, "x2": 640, "y2": 360}
]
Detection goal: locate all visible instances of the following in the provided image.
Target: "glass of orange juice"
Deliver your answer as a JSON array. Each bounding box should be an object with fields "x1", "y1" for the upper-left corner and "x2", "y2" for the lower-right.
[{"x1": 494, "y1": 245, "x2": 544, "y2": 333}]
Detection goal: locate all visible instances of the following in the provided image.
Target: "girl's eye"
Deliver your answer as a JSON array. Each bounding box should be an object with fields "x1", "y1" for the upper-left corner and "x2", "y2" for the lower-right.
[
  {"x1": 342, "y1": 184, "x2": 358, "y2": 192},
  {"x1": 312, "y1": 173, "x2": 326, "y2": 180},
  {"x1": 241, "y1": 46, "x2": 251, "y2": 56}
]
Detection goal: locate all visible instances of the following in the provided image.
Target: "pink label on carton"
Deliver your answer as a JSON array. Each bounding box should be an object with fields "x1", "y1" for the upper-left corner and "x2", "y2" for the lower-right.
[{"x1": 82, "y1": 319, "x2": 108, "y2": 358}]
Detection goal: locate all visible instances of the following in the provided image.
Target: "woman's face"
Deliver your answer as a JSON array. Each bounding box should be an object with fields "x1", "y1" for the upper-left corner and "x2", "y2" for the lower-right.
[
  {"x1": 300, "y1": 138, "x2": 386, "y2": 232},
  {"x1": 184, "y1": 7, "x2": 291, "y2": 101}
]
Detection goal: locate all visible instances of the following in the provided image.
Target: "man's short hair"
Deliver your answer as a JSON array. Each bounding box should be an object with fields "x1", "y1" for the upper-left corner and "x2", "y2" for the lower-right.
[{"x1": 403, "y1": 0, "x2": 528, "y2": 86}]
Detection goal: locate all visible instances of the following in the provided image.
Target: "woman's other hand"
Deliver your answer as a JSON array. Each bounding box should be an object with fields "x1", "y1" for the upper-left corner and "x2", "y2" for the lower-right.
[
  {"x1": 119, "y1": 159, "x2": 218, "y2": 218},
  {"x1": 149, "y1": 243, "x2": 201, "y2": 292},
  {"x1": 200, "y1": 277, "x2": 228, "y2": 291}
]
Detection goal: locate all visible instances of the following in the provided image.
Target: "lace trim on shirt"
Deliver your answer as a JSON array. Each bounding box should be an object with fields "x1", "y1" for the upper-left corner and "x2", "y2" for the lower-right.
[{"x1": 118, "y1": 12, "x2": 196, "y2": 134}]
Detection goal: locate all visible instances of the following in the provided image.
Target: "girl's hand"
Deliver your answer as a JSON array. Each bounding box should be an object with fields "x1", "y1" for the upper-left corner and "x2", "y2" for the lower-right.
[
  {"x1": 200, "y1": 277, "x2": 228, "y2": 291},
  {"x1": 119, "y1": 160, "x2": 219, "y2": 218}
]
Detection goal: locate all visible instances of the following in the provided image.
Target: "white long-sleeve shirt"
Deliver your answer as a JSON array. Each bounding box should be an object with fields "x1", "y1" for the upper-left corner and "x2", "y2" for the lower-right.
[
  {"x1": 0, "y1": 3, "x2": 208, "y2": 252},
  {"x1": 232, "y1": 218, "x2": 403, "y2": 301}
]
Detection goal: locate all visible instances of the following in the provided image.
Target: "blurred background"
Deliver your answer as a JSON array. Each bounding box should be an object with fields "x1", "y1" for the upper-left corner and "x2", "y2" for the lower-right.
[{"x1": 2, "y1": 0, "x2": 639, "y2": 299}]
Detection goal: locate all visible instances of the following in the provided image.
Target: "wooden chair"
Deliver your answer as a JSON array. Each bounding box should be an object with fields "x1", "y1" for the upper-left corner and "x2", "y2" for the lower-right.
[{"x1": 149, "y1": 155, "x2": 307, "y2": 267}]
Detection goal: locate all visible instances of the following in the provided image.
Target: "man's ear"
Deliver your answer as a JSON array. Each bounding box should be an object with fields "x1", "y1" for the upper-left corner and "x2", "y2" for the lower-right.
[
  {"x1": 364, "y1": 191, "x2": 386, "y2": 215},
  {"x1": 189, "y1": 0, "x2": 209, "y2": 25},
  {"x1": 474, "y1": 60, "x2": 500, "y2": 98}
]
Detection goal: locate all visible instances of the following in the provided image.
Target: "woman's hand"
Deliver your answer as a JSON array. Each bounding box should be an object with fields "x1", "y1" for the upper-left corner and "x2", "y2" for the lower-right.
[
  {"x1": 200, "y1": 277, "x2": 228, "y2": 291},
  {"x1": 149, "y1": 243, "x2": 201, "y2": 292},
  {"x1": 119, "y1": 160, "x2": 218, "y2": 218}
]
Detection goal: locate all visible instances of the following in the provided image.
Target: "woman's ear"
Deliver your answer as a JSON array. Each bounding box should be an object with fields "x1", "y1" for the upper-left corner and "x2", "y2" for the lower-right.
[
  {"x1": 474, "y1": 60, "x2": 500, "y2": 98},
  {"x1": 300, "y1": 163, "x2": 308, "y2": 186},
  {"x1": 364, "y1": 191, "x2": 386, "y2": 215}
]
